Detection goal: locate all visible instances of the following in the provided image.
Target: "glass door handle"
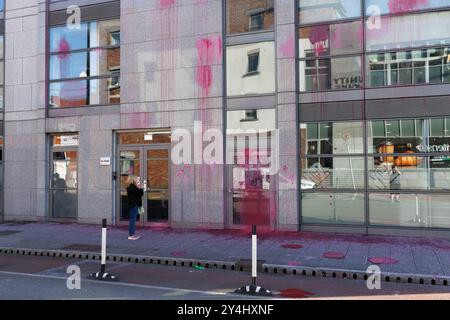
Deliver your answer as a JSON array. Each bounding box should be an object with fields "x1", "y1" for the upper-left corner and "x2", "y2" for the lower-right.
[{"x1": 143, "y1": 180, "x2": 148, "y2": 192}]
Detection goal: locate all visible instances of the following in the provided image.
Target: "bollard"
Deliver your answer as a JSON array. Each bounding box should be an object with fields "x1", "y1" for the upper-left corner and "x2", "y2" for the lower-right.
[
  {"x1": 235, "y1": 225, "x2": 272, "y2": 296},
  {"x1": 89, "y1": 219, "x2": 117, "y2": 281}
]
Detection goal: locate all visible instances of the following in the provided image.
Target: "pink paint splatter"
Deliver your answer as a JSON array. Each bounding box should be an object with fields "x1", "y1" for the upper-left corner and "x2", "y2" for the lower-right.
[
  {"x1": 279, "y1": 36, "x2": 295, "y2": 58},
  {"x1": 287, "y1": 261, "x2": 301, "y2": 266},
  {"x1": 388, "y1": 0, "x2": 428, "y2": 14},
  {"x1": 323, "y1": 252, "x2": 346, "y2": 260},
  {"x1": 58, "y1": 37, "x2": 71, "y2": 60},
  {"x1": 160, "y1": 0, "x2": 175, "y2": 8},
  {"x1": 309, "y1": 25, "x2": 329, "y2": 57},
  {"x1": 196, "y1": 37, "x2": 222, "y2": 97},
  {"x1": 369, "y1": 257, "x2": 399, "y2": 265}
]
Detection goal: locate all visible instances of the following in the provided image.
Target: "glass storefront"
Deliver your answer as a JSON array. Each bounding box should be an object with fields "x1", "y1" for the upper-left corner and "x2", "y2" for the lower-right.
[
  {"x1": 227, "y1": 109, "x2": 277, "y2": 226},
  {"x1": 300, "y1": 118, "x2": 450, "y2": 229}
]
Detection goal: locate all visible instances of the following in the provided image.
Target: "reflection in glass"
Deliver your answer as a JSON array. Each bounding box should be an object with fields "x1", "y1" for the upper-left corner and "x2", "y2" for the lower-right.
[
  {"x1": 226, "y1": 0, "x2": 274, "y2": 34},
  {"x1": 302, "y1": 192, "x2": 365, "y2": 224},
  {"x1": 366, "y1": 11, "x2": 450, "y2": 52},
  {"x1": 226, "y1": 42, "x2": 275, "y2": 96},
  {"x1": 300, "y1": 56, "x2": 362, "y2": 92},
  {"x1": 365, "y1": 0, "x2": 450, "y2": 15},
  {"x1": 51, "y1": 150, "x2": 78, "y2": 219},
  {"x1": 50, "y1": 24, "x2": 89, "y2": 53},
  {"x1": 119, "y1": 150, "x2": 140, "y2": 221},
  {"x1": 301, "y1": 121, "x2": 364, "y2": 156},
  {"x1": 301, "y1": 157, "x2": 365, "y2": 189},
  {"x1": 367, "y1": 48, "x2": 450, "y2": 87},
  {"x1": 49, "y1": 78, "x2": 120, "y2": 107},
  {"x1": 299, "y1": 21, "x2": 362, "y2": 59},
  {"x1": 299, "y1": 0, "x2": 362, "y2": 24},
  {"x1": 49, "y1": 52, "x2": 88, "y2": 80},
  {"x1": 369, "y1": 193, "x2": 450, "y2": 228},
  {"x1": 89, "y1": 20, "x2": 120, "y2": 47}
]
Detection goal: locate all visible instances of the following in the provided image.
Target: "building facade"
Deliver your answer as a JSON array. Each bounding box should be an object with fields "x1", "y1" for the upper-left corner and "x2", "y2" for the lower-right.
[{"x1": 1, "y1": 0, "x2": 450, "y2": 237}]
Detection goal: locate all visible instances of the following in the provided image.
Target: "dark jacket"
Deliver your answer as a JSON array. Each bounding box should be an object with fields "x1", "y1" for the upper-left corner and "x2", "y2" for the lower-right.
[{"x1": 127, "y1": 184, "x2": 144, "y2": 209}]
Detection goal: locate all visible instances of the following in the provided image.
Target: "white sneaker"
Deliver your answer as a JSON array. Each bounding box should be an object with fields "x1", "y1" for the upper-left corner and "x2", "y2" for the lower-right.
[{"x1": 128, "y1": 235, "x2": 141, "y2": 240}]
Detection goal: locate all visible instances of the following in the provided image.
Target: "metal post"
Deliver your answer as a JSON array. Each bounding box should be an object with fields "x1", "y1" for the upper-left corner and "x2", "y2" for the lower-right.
[
  {"x1": 101, "y1": 219, "x2": 107, "y2": 274},
  {"x1": 251, "y1": 224, "x2": 257, "y2": 287}
]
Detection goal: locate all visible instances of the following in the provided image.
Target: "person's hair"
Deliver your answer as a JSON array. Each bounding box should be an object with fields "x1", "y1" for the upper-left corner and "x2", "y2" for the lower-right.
[{"x1": 127, "y1": 175, "x2": 138, "y2": 186}]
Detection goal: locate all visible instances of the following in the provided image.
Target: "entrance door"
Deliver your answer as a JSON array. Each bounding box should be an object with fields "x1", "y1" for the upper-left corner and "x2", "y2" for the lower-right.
[{"x1": 117, "y1": 146, "x2": 170, "y2": 226}]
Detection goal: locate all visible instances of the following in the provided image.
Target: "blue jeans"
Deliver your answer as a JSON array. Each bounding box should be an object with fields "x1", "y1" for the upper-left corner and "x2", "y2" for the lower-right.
[{"x1": 128, "y1": 205, "x2": 138, "y2": 236}]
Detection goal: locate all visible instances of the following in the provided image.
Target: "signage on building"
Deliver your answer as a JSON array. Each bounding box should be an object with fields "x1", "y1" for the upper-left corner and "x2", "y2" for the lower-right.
[
  {"x1": 416, "y1": 144, "x2": 450, "y2": 152},
  {"x1": 144, "y1": 134, "x2": 153, "y2": 141},
  {"x1": 100, "y1": 157, "x2": 111, "y2": 166},
  {"x1": 60, "y1": 135, "x2": 79, "y2": 146}
]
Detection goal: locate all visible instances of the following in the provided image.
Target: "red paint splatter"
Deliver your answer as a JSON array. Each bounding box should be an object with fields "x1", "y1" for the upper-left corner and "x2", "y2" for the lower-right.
[
  {"x1": 282, "y1": 244, "x2": 303, "y2": 249},
  {"x1": 388, "y1": 0, "x2": 428, "y2": 14},
  {"x1": 323, "y1": 252, "x2": 346, "y2": 260},
  {"x1": 279, "y1": 36, "x2": 295, "y2": 58},
  {"x1": 369, "y1": 257, "x2": 399, "y2": 265},
  {"x1": 160, "y1": 0, "x2": 175, "y2": 8},
  {"x1": 279, "y1": 288, "x2": 314, "y2": 299}
]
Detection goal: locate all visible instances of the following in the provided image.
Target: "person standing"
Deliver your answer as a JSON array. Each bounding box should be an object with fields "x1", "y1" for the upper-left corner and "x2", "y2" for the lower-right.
[
  {"x1": 127, "y1": 175, "x2": 144, "y2": 240},
  {"x1": 390, "y1": 165, "x2": 402, "y2": 202}
]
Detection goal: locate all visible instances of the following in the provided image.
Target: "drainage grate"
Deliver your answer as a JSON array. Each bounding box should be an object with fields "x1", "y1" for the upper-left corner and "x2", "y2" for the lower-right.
[
  {"x1": 0, "y1": 230, "x2": 21, "y2": 236},
  {"x1": 62, "y1": 244, "x2": 102, "y2": 252}
]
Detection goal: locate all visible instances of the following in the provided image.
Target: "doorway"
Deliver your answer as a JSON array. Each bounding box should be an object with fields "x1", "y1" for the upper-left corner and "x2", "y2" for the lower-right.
[{"x1": 116, "y1": 131, "x2": 171, "y2": 226}]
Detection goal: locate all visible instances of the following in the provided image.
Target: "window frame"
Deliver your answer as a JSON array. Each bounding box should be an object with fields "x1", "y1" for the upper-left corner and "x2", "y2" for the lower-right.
[{"x1": 47, "y1": 18, "x2": 120, "y2": 108}]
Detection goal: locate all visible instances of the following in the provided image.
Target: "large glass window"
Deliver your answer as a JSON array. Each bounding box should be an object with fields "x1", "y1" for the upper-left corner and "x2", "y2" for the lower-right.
[
  {"x1": 0, "y1": 35, "x2": 3, "y2": 109},
  {"x1": 299, "y1": 56, "x2": 362, "y2": 91},
  {"x1": 299, "y1": 0, "x2": 362, "y2": 25},
  {"x1": 299, "y1": 21, "x2": 363, "y2": 92},
  {"x1": 50, "y1": 134, "x2": 79, "y2": 219},
  {"x1": 48, "y1": 19, "x2": 120, "y2": 108},
  {"x1": 365, "y1": 0, "x2": 450, "y2": 15},
  {"x1": 300, "y1": 121, "x2": 365, "y2": 191},
  {"x1": 366, "y1": 11, "x2": 450, "y2": 52},
  {"x1": 367, "y1": 48, "x2": 450, "y2": 87},
  {"x1": 302, "y1": 192, "x2": 365, "y2": 224},
  {"x1": 226, "y1": 42, "x2": 275, "y2": 96},
  {"x1": 299, "y1": 21, "x2": 363, "y2": 58},
  {"x1": 369, "y1": 193, "x2": 450, "y2": 228},
  {"x1": 227, "y1": 109, "x2": 277, "y2": 226},
  {"x1": 226, "y1": 0, "x2": 274, "y2": 34}
]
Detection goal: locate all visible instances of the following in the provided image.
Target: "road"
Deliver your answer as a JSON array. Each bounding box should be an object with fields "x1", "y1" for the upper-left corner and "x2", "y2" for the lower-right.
[{"x1": 1, "y1": 254, "x2": 450, "y2": 300}]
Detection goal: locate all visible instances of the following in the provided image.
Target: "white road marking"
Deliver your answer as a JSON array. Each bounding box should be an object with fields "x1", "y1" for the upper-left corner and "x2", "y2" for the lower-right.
[{"x1": 0, "y1": 270, "x2": 267, "y2": 298}]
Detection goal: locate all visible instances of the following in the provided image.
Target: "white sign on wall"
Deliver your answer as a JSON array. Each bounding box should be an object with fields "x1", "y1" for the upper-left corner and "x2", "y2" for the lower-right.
[{"x1": 100, "y1": 157, "x2": 111, "y2": 166}]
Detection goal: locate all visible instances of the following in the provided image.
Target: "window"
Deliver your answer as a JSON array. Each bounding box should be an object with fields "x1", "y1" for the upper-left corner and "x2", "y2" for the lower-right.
[
  {"x1": 366, "y1": 11, "x2": 450, "y2": 52},
  {"x1": 300, "y1": 56, "x2": 362, "y2": 91},
  {"x1": 50, "y1": 134, "x2": 79, "y2": 219},
  {"x1": 0, "y1": 0, "x2": 4, "y2": 12},
  {"x1": 226, "y1": 0, "x2": 274, "y2": 34},
  {"x1": 226, "y1": 42, "x2": 275, "y2": 96},
  {"x1": 247, "y1": 51, "x2": 260, "y2": 73},
  {"x1": 365, "y1": 0, "x2": 450, "y2": 15},
  {"x1": 48, "y1": 19, "x2": 120, "y2": 108},
  {"x1": 367, "y1": 48, "x2": 450, "y2": 87},
  {"x1": 227, "y1": 109, "x2": 277, "y2": 226},
  {"x1": 299, "y1": 21, "x2": 363, "y2": 92},
  {"x1": 300, "y1": 121, "x2": 365, "y2": 191},
  {"x1": 298, "y1": 0, "x2": 362, "y2": 25},
  {"x1": 249, "y1": 13, "x2": 264, "y2": 32}
]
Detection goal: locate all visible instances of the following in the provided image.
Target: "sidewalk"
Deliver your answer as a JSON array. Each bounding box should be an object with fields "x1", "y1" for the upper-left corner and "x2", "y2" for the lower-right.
[{"x1": 1, "y1": 222, "x2": 450, "y2": 283}]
